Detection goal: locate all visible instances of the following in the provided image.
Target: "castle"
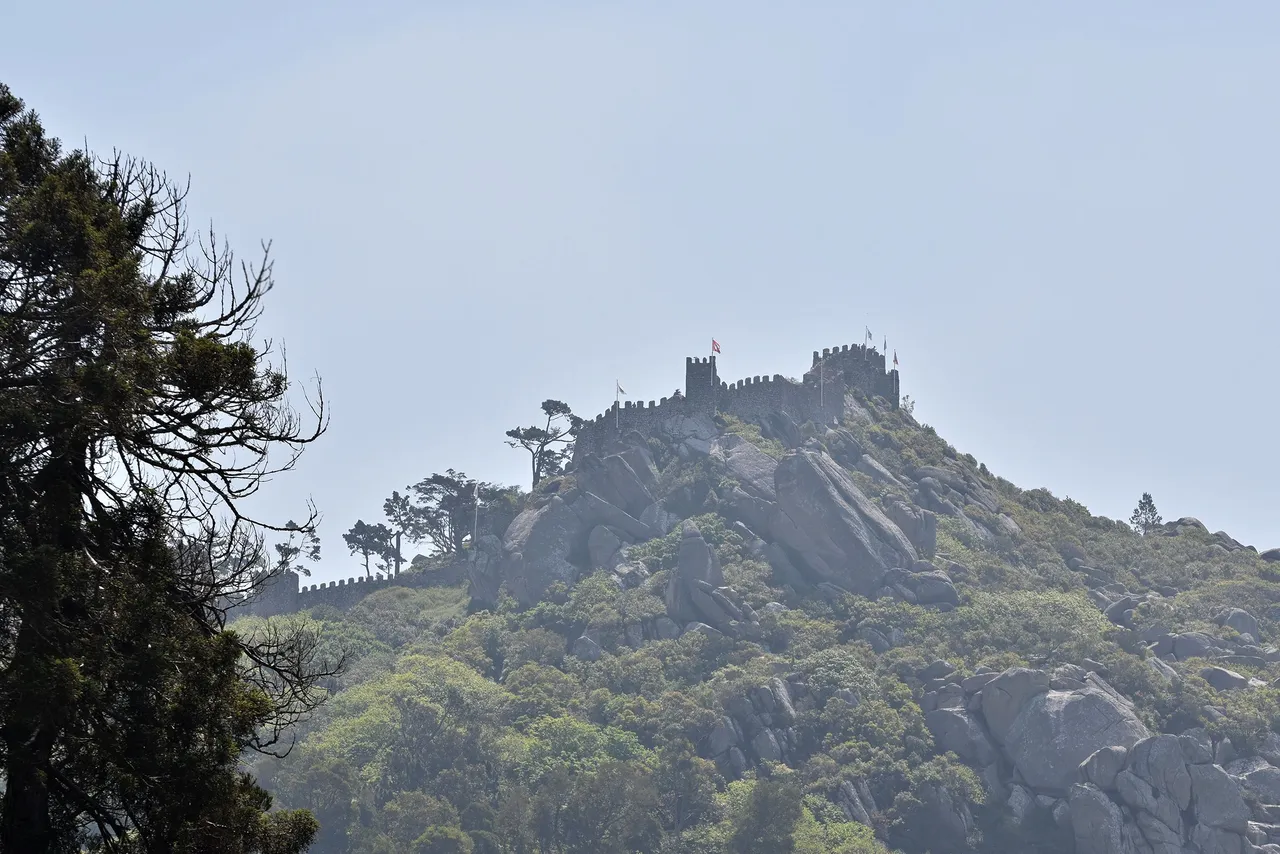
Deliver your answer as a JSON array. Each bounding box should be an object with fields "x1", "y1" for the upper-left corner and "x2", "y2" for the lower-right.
[
  {"x1": 572, "y1": 341, "x2": 899, "y2": 459},
  {"x1": 235, "y1": 340, "x2": 899, "y2": 619}
]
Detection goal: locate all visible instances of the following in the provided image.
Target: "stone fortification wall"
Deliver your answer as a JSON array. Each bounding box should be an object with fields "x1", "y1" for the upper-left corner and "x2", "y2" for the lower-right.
[
  {"x1": 234, "y1": 560, "x2": 470, "y2": 619},
  {"x1": 573, "y1": 343, "x2": 898, "y2": 462},
  {"x1": 806, "y1": 344, "x2": 900, "y2": 407}
]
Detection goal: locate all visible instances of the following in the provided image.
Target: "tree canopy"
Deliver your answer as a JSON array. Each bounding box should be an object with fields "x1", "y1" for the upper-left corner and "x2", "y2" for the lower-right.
[
  {"x1": 0, "y1": 81, "x2": 332, "y2": 852},
  {"x1": 505, "y1": 399, "x2": 582, "y2": 489}
]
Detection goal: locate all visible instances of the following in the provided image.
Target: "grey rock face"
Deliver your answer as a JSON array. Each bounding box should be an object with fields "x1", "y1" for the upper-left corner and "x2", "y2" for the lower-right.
[
  {"x1": 856, "y1": 625, "x2": 891, "y2": 654},
  {"x1": 1200, "y1": 666, "x2": 1250, "y2": 691},
  {"x1": 1003, "y1": 682, "x2": 1150, "y2": 794},
  {"x1": 1180, "y1": 729, "x2": 1216, "y2": 765},
  {"x1": 910, "y1": 570, "x2": 960, "y2": 606},
  {"x1": 1190, "y1": 823, "x2": 1248, "y2": 854},
  {"x1": 653, "y1": 616, "x2": 681, "y2": 640},
  {"x1": 1219, "y1": 608, "x2": 1262, "y2": 641},
  {"x1": 576, "y1": 491, "x2": 654, "y2": 542},
  {"x1": 771, "y1": 449, "x2": 917, "y2": 594},
  {"x1": 466, "y1": 534, "x2": 505, "y2": 606},
  {"x1": 926, "y1": 708, "x2": 998, "y2": 765},
  {"x1": 823, "y1": 428, "x2": 865, "y2": 469},
  {"x1": 1126, "y1": 735, "x2": 1192, "y2": 810},
  {"x1": 500, "y1": 497, "x2": 587, "y2": 605},
  {"x1": 1068, "y1": 783, "x2": 1132, "y2": 854},
  {"x1": 587, "y1": 525, "x2": 624, "y2": 569},
  {"x1": 1007, "y1": 784, "x2": 1036, "y2": 827},
  {"x1": 706, "y1": 716, "x2": 739, "y2": 756},
  {"x1": 885, "y1": 499, "x2": 938, "y2": 558},
  {"x1": 1190, "y1": 762, "x2": 1251, "y2": 834},
  {"x1": 1173, "y1": 632, "x2": 1220, "y2": 661},
  {"x1": 981, "y1": 668, "x2": 1051, "y2": 745},
  {"x1": 1233, "y1": 762, "x2": 1280, "y2": 804},
  {"x1": 855, "y1": 453, "x2": 903, "y2": 487},
  {"x1": 665, "y1": 522, "x2": 728, "y2": 627},
  {"x1": 639, "y1": 501, "x2": 680, "y2": 536},
  {"x1": 1079, "y1": 746, "x2": 1129, "y2": 790},
  {"x1": 913, "y1": 783, "x2": 974, "y2": 852},
  {"x1": 752, "y1": 729, "x2": 783, "y2": 763},
  {"x1": 575, "y1": 452, "x2": 655, "y2": 518},
  {"x1": 712, "y1": 433, "x2": 778, "y2": 500},
  {"x1": 836, "y1": 780, "x2": 872, "y2": 825}
]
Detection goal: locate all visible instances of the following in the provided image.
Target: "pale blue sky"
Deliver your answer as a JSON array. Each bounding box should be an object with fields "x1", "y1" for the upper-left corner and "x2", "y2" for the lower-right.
[{"x1": 6, "y1": 2, "x2": 1279, "y2": 581}]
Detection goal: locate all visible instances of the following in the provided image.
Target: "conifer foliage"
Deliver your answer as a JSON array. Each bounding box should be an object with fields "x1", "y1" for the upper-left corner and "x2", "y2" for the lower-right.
[
  {"x1": 1129, "y1": 492, "x2": 1162, "y2": 535},
  {"x1": 0, "y1": 82, "x2": 333, "y2": 852}
]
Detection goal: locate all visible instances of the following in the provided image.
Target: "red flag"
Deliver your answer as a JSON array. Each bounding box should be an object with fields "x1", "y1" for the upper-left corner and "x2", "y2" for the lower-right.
[
  {"x1": 893, "y1": 350, "x2": 899, "y2": 368},
  {"x1": 711, "y1": 339, "x2": 721, "y2": 354}
]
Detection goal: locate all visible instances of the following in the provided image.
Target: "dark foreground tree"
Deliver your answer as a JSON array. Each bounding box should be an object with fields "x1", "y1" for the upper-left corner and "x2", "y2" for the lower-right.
[
  {"x1": 0, "y1": 83, "x2": 334, "y2": 851},
  {"x1": 505, "y1": 400, "x2": 582, "y2": 489},
  {"x1": 1130, "y1": 492, "x2": 1162, "y2": 535}
]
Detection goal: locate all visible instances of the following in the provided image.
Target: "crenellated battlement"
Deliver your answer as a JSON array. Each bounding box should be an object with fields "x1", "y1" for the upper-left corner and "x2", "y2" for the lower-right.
[
  {"x1": 231, "y1": 559, "x2": 472, "y2": 620},
  {"x1": 573, "y1": 341, "x2": 899, "y2": 461}
]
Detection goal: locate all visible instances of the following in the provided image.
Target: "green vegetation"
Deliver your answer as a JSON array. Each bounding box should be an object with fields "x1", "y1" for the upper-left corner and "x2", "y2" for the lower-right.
[
  {"x1": 0, "y1": 82, "x2": 330, "y2": 851},
  {"x1": 241, "y1": 394, "x2": 1280, "y2": 852}
]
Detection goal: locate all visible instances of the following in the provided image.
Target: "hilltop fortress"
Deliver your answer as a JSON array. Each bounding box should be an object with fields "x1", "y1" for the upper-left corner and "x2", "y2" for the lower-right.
[
  {"x1": 573, "y1": 341, "x2": 900, "y2": 459},
  {"x1": 239, "y1": 340, "x2": 899, "y2": 619}
]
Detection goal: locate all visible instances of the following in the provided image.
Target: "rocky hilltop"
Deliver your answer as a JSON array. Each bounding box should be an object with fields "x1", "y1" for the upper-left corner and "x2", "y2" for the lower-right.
[{"x1": 243, "y1": 353, "x2": 1280, "y2": 854}]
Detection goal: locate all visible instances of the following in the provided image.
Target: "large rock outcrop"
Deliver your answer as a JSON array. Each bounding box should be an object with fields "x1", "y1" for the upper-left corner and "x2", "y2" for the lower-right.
[
  {"x1": 575, "y1": 451, "x2": 656, "y2": 519},
  {"x1": 664, "y1": 522, "x2": 755, "y2": 635},
  {"x1": 771, "y1": 449, "x2": 918, "y2": 595},
  {"x1": 491, "y1": 490, "x2": 656, "y2": 606},
  {"x1": 1067, "y1": 733, "x2": 1254, "y2": 854},
  {"x1": 1000, "y1": 673, "x2": 1151, "y2": 795}
]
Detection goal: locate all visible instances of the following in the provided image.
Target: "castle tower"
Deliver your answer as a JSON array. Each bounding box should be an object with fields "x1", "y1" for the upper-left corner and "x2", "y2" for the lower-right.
[{"x1": 685, "y1": 356, "x2": 719, "y2": 414}]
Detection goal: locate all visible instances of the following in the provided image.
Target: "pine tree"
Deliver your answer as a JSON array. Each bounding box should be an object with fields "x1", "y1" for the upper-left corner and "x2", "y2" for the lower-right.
[
  {"x1": 0, "y1": 82, "x2": 332, "y2": 851},
  {"x1": 505, "y1": 400, "x2": 582, "y2": 488},
  {"x1": 1130, "y1": 492, "x2": 1163, "y2": 535}
]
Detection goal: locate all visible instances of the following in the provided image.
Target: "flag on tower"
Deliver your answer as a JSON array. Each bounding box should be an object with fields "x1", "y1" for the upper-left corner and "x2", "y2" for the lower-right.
[
  {"x1": 711, "y1": 339, "x2": 721, "y2": 355},
  {"x1": 616, "y1": 381, "x2": 626, "y2": 396},
  {"x1": 893, "y1": 349, "x2": 899, "y2": 368},
  {"x1": 865, "y1": 326, "x2": 872, "y2": 343}
]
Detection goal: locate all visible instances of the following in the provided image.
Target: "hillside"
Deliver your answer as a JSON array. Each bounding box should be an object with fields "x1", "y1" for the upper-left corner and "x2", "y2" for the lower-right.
[{"x1": 236, "y1": 377, "x2": 1280, "y2": 854}]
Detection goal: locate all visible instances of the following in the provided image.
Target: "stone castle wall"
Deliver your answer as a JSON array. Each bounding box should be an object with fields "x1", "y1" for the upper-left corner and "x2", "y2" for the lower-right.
[
  {"x1": 573, "y1": 342, "x2": 899, "y2": 460},
  {"x1": 233, "y1": 560, "x2": 470, "y2": 619}
]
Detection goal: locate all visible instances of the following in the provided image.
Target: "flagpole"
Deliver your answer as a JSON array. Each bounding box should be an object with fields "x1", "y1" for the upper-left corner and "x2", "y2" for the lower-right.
[{"x1": 472, "y1": 483, "x2": 479, "y2": 548}]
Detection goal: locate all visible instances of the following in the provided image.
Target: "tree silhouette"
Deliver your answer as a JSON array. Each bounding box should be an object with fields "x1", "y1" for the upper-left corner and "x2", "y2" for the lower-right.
[
  {"x1": 271, "y1": 519, "x2": 322, "y2": 577},
  {"x1": 1130, "y1": 492, "x2": 1162, "y2": 535},
  {"x1": 343, "y1": 520, "x2": 394, "y2": 577},
  {"x1": 409, "y1": 470, "x2": 515, "y2": 556},
  {"x1": 506, "y1": 399, "x2": 583, "y2": 489}
]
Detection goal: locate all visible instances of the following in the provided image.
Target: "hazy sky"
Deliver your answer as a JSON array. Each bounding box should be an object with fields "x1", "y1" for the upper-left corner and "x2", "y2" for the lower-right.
[{"x1": 6, "y1": 2, "x2": 1279, "y2": 581}]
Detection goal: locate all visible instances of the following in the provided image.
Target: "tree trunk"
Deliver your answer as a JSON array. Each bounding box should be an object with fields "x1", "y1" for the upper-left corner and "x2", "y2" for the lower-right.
[
  {"x1": 1, "y1": 625, "x2": 56, "y2": 852},
  {"x1": 394, "y1": 531, "x2": 402, "y2": 576}
]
